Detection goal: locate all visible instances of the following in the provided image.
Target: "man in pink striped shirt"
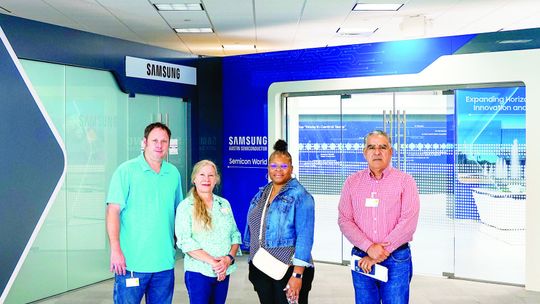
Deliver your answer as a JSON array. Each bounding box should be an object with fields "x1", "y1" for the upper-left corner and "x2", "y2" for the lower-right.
[{"x1": 338, "y1": 130, "x2": 420, "y2": 304}]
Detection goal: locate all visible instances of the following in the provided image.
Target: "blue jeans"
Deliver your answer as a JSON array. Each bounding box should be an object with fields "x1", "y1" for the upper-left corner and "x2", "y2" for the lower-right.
[
  {"x1": 351, "y1": 246, "x2": 412, "y2": 304},
  {"x1": 184, "y1": 271, "x2": 230, "y2": 304},
  {"x1": 113, "y1": 269, "x2": 174, "y2": 304}
]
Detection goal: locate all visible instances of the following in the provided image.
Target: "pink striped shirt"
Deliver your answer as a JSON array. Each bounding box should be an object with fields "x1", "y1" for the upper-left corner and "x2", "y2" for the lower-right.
[{"x1": 338, "y1": 166, "x2": 420, "y2": 253}]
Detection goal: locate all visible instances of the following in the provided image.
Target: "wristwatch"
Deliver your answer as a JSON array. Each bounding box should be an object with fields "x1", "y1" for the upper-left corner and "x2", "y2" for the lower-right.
[
  {"x1": 292, "y1": 272, "x2": 303, "y2": 279},
  {"x1": 226, "y1": 254, "x2": 235, "y2": 265}
]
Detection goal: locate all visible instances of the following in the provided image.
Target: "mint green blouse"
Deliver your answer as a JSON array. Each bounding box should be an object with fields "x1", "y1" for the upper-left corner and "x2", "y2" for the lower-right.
[{"x1": 175, "y1": 194, "x2": 242, "y2": 277}]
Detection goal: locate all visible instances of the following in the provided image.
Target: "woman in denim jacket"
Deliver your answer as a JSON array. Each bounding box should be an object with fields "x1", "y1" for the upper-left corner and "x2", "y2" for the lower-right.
[{"x1": 245, "y1": 139, "x2": 315, "y2": 304}]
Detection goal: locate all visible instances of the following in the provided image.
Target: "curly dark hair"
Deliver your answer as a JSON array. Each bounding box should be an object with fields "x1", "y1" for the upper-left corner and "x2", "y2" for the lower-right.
[{"x1": 269, "y1": 139, "x2": 292, "y2": 164}]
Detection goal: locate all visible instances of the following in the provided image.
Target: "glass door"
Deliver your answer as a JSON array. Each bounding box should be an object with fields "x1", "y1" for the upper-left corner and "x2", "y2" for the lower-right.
[
  {"x1": 286, "y1": 90, "x2": 456, "y2": 277},
  {"x1": 453, "y1": 87, "x2": 526, "y2": 284},
  {"x1": 286, "y1": 95, "x2": 343, "y2": 263},
  {"x1": 394, "y1": 91, "x2": 456, "y2": 276},
  {"x1": 128, "y1": 95, "x2": 189, "y2": 193},
  {"x1": 284, "y1": 86, "x2": 525, "y2": 284},
  {"x1": 341, "y1": 91, "x2": 456, "y2": 276}
]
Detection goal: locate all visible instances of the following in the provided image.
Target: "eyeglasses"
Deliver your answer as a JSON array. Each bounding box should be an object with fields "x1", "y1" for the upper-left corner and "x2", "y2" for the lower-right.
[{"x1": 269, "y1": 163, "x2": 289, "y2": 170}]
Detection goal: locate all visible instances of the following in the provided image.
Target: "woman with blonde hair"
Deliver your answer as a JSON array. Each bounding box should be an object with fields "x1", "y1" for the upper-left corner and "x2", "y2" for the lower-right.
[{"x1": 175, "y1": 160, "x2": 241, "y2": 304}]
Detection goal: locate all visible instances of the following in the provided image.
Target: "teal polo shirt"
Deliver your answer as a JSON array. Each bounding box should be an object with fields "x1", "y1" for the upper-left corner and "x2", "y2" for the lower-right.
[{"x1": 106, "y1": 154, "x2": 183, "y2": 272}]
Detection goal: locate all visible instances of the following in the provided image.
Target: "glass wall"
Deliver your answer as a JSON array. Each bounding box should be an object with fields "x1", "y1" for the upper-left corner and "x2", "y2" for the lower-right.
[
  {"x1": 453, "y1": 87, "x2": 526, "y2": 283},
  {"x1": 285, "y1": 85, "x2": 526, "y2": 285},
  {"x1": 5, "y1": 60, "x2": 188, "y2": 303}
]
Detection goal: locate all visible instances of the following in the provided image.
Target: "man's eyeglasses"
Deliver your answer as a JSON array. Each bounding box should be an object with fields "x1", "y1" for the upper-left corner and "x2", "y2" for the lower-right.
[{"x1": 269, "y1": 163, "x2": 289, "y2": 170}]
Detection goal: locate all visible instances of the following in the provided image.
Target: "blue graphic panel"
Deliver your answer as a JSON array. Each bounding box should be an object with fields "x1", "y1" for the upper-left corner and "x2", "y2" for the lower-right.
[
  {"x1": 455, "y1": 87, "x2": 526, "y2": 223},
  {"x1": 222, "y1": 35, "x2": 475, "y2": 238},
  {"x1": 0, "y1": 28, "x2": 65, "y2": 299},
  {"x1": 297, "y1": 115, "x2": 453, "y2": 195}
]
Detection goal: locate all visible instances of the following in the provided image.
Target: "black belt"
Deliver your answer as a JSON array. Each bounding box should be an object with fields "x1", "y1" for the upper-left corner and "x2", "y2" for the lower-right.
[{"x1": 354, "y1": 242, "x2": 409, "y2": 253}]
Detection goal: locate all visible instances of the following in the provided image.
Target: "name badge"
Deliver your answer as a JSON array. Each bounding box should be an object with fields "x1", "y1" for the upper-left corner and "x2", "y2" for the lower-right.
[
  {"x1": 365, "y1": 198, "x2": 379, "y2": 207},
  {"x1": 126, "y1": 277, "x2": 139, "y2": 287}
]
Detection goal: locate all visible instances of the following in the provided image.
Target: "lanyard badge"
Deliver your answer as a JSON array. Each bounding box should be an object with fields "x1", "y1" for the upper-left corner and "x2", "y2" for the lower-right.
[
  {"x1": 365, "y1": 192, "x2": 379, "y2": 208},
  {"x1": 126, "y1": 271, "x2": 140, "y2": 287}
]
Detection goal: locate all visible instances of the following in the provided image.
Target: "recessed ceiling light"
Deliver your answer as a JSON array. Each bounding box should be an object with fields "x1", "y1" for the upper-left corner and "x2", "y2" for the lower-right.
[
  {"x1": 497, "y1": 39, "x2": 533, "y2": 44},
  {"x1": 175, "y1": 28, "x2": 213, "y2": 33},
  {"x1": 154, "y1": 3, "x2": 203, "y2": 11},
  {"x1": 222, "y1": 44, "x2": 256, "y2": 50},
  {"x1": 353, "y1": 3, "x2": 403, "y2": 11},
  {"x1": 337, "y1": 27, "x2": 378, "y2": 35}
]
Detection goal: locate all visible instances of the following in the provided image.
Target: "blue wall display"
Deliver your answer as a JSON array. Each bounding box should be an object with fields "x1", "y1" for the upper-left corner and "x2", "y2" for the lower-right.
[
  {"x1": 221, "y1": 35, "x2": 475, "y2": 240},
  {"x1": 0, "y1": 27, "x2": 65, "y2": 301},
  {"x1": 296, "y1": 114, "x2": 453, "y2": 197},
  {"x1": 298, "y1": 115, "x2": 450, "y2": 165},
  {"x1": 456, "y1": 87, "x2": 526, "y2": 147},
  {"x1": 455, "y1": 86, "x2": 526, "y2": 220}
]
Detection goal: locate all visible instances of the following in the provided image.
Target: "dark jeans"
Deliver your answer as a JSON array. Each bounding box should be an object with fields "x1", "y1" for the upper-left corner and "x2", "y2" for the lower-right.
[
  {"x1": 248, "y1": 262, "x2": 314, "y2": 304},
  {"x1": 351, "y1": 245, "x2": 413, "y2": 304},
  {"x1": 184, "y1": 271, "x2": 230, "y2": 304},
  {"x1": 113, "y1": 269, "x2": 174, "y2": 304}
]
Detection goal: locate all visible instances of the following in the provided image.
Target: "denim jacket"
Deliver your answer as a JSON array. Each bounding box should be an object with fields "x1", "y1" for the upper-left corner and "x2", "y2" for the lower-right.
[{"x1": 244, "y1": 178, "x2": 315, "y2": 266}]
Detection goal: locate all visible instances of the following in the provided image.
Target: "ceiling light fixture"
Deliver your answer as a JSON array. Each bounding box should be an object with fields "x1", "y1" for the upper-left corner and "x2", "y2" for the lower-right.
[
  {"x1": 337, "y1": 27, "x2": 378, "y2": 36},
  {"x1": 154, "y1": 3, "x2": 203, "y2": 11},
  {"x1": 222, "y1": 44, "x2": 256, "y2": 51},
  {"x1": 175, "y1": 28, "x2": 213, "y2": 33},
  {"x1": 353, "y1": 3, "x2": 403, "y2": 11},
  {"x1": 497, "y1": 39, "x2": 533, "y2": 44}
]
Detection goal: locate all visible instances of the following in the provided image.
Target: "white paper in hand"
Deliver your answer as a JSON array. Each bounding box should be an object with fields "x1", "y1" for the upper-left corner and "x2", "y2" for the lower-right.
[{"x1": 351, "y1": 255, "x2": 388, "y2": 282}]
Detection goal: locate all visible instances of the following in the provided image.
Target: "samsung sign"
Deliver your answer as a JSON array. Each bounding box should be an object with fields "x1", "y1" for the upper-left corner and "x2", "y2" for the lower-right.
[{"x1": 125, "y1": 56, "x2": 197, "y2": 85}]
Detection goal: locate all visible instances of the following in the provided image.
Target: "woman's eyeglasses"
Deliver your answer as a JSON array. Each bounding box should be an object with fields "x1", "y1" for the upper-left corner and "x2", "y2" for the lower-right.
[{"x1": 269, "y1": 163, "x2": 289, "y2": 170}]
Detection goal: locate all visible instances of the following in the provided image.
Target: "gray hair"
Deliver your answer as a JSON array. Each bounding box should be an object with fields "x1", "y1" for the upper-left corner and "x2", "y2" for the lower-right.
[{"x1": 363, "y1": 130, "x2": 391, "y2": 145}]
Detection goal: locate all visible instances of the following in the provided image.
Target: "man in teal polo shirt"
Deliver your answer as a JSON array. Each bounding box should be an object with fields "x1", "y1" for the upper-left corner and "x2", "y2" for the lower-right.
[{"x1": 106, "y1": 122, "x2": 183, "y2": 303}]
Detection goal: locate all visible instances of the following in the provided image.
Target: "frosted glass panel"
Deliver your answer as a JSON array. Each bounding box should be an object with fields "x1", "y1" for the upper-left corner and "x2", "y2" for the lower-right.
[
  {"x1": 65, "y1": 66, "x2": 126, "y2": 289},
  {"x1": 5, "y1": 60, "x2": 68, "y2": 304},
  {"x1": 159, "y1": 96, "x2": 188, "y2": 193},
  {"x1": 127, "y1": 94, "x2": 158, "y2": 159},
  {"x1": 128, "y1": 95, "x2": 188, "y2": 193},
  {"x1": 5, "y1": 60, "x2": 188, "y2": 303}
]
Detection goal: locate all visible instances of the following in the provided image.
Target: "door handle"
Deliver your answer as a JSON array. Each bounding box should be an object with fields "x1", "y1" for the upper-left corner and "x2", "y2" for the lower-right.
[
  {"x1": 402, "y1": 110, "x2": 407, "y2": 172},
  {"x1": 397, "y1": 110, "x2": 401, "y2": 170},
  {"x1": 389, "y1": 110, "x2": 393, "y2": 146},
  {"x1": 383, "y1": 110, "x2": 387, "y2": 134}
]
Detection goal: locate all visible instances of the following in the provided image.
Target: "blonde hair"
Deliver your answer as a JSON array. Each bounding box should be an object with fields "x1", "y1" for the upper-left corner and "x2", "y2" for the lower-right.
[{"x1": 190, "y1": 160, "x2": 221, "y2": 231}]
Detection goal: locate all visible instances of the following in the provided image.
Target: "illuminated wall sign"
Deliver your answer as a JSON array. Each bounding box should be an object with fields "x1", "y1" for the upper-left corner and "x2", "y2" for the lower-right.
[{"x1": 125, "y1": 56, "x2": 197, "y2": 85}]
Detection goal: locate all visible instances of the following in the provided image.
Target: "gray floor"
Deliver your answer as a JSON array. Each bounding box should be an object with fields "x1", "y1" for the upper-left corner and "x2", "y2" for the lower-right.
[{"x1": 35, "y1": 256, "x2": 540, "y2": 304}]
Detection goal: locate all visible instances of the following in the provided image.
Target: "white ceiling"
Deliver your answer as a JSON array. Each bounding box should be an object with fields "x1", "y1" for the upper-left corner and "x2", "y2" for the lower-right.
[{"x1": 1, "y1": 0, "x2": 540, "y2": 57}]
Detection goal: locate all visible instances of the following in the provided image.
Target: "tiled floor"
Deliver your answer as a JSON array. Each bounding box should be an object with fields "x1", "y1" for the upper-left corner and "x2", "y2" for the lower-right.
[{"x1": 34, "y1": 256, "x2": 540, "y2": 304}]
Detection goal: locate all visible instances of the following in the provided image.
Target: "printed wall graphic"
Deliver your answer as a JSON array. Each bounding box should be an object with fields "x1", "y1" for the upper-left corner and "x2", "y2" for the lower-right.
[
  {"x1": 455, "y1": 86, "x2": 526, "y2": 223},
  {"x1": 222, "y1": 35, "x2": 475, "y2": 239},
  {"x1": 0, "y1": 27, "x2": 66, "y2": 302},
  {"x1": 227, "y1": 135, "x2": 269, "y2": 169}
]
